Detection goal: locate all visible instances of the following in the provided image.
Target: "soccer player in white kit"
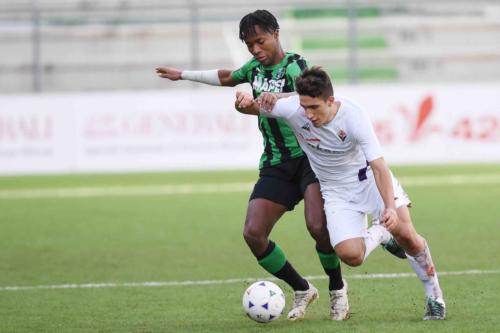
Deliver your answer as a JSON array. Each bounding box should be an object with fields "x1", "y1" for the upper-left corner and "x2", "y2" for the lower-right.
[{"x1": 234, "y1": 66, "x2": 446, "y2": 320}]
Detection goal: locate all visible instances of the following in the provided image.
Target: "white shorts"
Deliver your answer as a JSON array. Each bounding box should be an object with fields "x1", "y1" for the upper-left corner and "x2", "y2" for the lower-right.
[{"x1": 324, "y1": 173, "x2": 411, "y2": 248}]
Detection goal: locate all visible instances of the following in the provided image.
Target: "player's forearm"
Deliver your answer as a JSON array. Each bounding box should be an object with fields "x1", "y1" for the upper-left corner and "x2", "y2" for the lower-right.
[
  {"x1": 371, "y1": 159, "x2": 396, "y2": 210},
  {"x1": 235, "y1": 101, "x2": 260, "y2": 116},
  {"x1": 276, "y1": 92, "x2": 297, "y2": 99},
  {"x1": 181, "y1": 69, "x2": 236, "y2": 87}
]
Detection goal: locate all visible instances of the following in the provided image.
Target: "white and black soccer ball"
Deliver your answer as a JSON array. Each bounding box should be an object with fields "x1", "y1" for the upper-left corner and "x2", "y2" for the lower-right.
[{"x1": 242, "y1": 280, "x2": 285, "y2": 323}]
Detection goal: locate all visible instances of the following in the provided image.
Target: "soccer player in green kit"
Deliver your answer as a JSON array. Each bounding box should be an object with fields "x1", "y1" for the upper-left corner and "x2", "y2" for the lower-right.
[{"x1": 156, "y1": 10, "x2": 349, "y2": 320}]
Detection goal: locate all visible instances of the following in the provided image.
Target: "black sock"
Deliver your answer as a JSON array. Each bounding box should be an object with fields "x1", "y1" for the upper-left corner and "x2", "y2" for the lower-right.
[
  {"x1": 324, "y1": 265, "x2": 344, "y2": 291},
  {"x1": 274, "y1": 262, "x2": 309, "y2": 291},
  {"x1": 257, "y1": 241, "x2": 309, "y2": 291},
  {"x1": 316, "y1": 247, "x2": 344, "y2": 290}
]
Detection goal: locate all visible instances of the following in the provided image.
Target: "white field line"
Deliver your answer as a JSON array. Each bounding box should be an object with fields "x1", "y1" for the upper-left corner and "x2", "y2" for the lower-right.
[
  {"x1": 0, "y1": 173, "x2": 499, "y2": 200},
  {"x1": 1, "y1": 269, "x2": 498, "y2": 292},
  {"x1": 0, "y1": 182, "x2": 254, "y2": 199}
]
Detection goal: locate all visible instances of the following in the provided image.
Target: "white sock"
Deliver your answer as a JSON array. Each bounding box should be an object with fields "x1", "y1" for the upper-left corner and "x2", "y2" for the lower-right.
[
  {"x1": 363, "y1": 224, "x2": 390, "y2": 261},
  {"x1": 406, "y1": 241, "x2": 443, "y2": 300}
]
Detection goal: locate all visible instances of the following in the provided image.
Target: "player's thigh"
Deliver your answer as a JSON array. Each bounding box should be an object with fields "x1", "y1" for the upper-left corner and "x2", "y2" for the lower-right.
[
  {"x1": 392, "y1": 205, "x2": 423, "y2": 249},
  {"x1": 388, "y1": 177, "x2": 417, "y2": 238},
  {"x1": 334, "y1": 237, "x2": 365, "y2": 263},
  {"x1": 326, "y1": 207, "x2": 367, "y2": 264},
  {"x1": 246, "y1": 172, "x2": 300, "y2": 237},
  {"x1": 372, "y1": 173, "x2": 412, "y2": 223},
  {"x1": 324, "y1": 203, "x2": 368, "y2": 249},
  {"x1": 297, "y1": 155, "x2": 326, "y2": 227},
  {"x1": 302, "y1": 182, "x2": 327, "y2": 232},
  {"x1": 250, "y1": 165, "x2": 303, "y2": 212},
  {"x1": 244, "y1": 198, "x2": 288, "y2": 238}
]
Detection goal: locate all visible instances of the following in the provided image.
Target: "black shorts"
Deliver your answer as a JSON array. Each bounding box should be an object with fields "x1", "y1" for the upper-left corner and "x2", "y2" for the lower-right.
[{"x1": 249, "y1": 155, "x2": 319, "y2": 211}]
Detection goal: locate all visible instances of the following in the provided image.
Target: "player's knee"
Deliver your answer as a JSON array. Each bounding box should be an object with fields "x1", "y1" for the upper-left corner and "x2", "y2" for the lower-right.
[
  {"x1": 305, "y1": 219, "x2": 327, "y2": 240},
  {"x1": 335, "y1": 247, "x2": 364, "y2": 267},
  {"x1": 393, "y1": 228, "x2": 423, "y2": 253},
  {"x1": 342, "y1": 254, "x2": 364, "y2": 267},
  {"x1": 243, "y1": 222, "x2": 265, "y2": 245}
]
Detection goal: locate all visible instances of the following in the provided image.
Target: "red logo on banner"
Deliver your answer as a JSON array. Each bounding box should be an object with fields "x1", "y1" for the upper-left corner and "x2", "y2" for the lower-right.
[{"x1": 399, "y1": 95, "x2": 442, "y2": 142}]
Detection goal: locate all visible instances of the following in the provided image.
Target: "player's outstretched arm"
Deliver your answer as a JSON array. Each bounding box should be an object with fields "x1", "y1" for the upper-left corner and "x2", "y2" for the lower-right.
[
  {"x1": 234, "y1": 91, "x2": 260, "y2": 115},
  {"x1": 155, "y1": 67, "x2": 237, "y2": 86},
  {"x1": 370, "y1": 157, "x2": 399, "y2": 232}
]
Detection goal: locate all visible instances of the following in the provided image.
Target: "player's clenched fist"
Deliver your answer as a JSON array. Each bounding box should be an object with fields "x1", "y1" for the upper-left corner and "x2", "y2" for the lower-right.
[
  {"x1": 235, "y1": 91, "x2": 254, "y2": 110},
  {"x1": 256, "y1": 92, "x2": 278, "y2": 113},
  {"x1": 381, "y1": 207, "x2": 399, "y2": 232}
]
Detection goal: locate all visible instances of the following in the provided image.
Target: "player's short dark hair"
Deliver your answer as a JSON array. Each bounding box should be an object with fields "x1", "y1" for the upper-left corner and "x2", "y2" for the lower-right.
[
  {"x1": 239, "y1": 10, "x2": 279, "y2": 41},
  {"x1": 295, "y1": 66, "x2": 334, "y2": 100}
]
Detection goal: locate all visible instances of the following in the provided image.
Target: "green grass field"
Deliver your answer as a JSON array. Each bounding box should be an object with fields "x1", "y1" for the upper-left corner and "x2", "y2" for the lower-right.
[{"x1": 1, "y1": 164, "x2": 499, "y2": 332}]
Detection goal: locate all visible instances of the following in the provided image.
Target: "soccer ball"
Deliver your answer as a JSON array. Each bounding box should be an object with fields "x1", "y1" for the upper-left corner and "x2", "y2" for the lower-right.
[{"x1": 242, "y1": 280, "x2": 285, "y2": 323}]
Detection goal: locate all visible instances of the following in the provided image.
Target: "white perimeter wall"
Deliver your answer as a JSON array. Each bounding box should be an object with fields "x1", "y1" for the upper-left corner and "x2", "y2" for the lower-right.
[{"x1": 0, "y1": 83, "x2": 499, "y2": 175}]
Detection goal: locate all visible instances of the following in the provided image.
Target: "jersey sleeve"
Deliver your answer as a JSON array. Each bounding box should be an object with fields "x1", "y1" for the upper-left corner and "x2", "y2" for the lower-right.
[
  {"x1": 231, "y1": 58, "x2": 256, "y2": 84},
  {"x1": 286, "y1": 56, "x2": 310, "y2": 90},
  {"x1": 261, "y1": 95, "x2": 301, "y2": 121},
  {"x1": 352, "y1": 106, "x2": 383, "y2": 162}
]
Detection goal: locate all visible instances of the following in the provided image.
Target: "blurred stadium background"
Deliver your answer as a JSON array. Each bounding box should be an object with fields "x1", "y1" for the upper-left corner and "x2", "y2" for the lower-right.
[
  {"x1": 1, "y1": 1, "x2": 499, "y2": 332},
  {"x1": 1, "y1": 0, "x2": 499, "y2": 174},
  {"x1": 2, "y1": 0, "x2": 500, "y2": 92}
]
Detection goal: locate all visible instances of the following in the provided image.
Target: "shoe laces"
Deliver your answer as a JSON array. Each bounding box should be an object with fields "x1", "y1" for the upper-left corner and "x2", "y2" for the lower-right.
[
  {"x1": 292, "y1": 289, "x2": 311, "y2": 308},
  {"x1": 330, "y1": 290, "x2": 348, "y2": 312},
  {"x1": 426, "y1": 298, "x2": 445, "y2": 317}
]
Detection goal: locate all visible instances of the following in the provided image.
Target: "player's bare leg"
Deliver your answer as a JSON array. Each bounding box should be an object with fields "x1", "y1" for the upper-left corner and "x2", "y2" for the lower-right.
[
  {"x1": 303, "y1": 183, "x2": 332, "y2": 254},
  {"x1": 243, "y1": 199, "x2": 285, "y2": 256},
  {"x1": 390, "y1": 206, "x2": 446, "y2": 320},
  {"x1": 334, "y1": 238, "x2": 367, "y2": 267},
  {"x1": 243, "y1": 199, "x2": 316, "y2": 321},
  {"x1": 334, "y1": 222, "x2": 392, "y2": 267},
  {"x1": 292, "y1": 182, "x2": 347, "y2": 320}
]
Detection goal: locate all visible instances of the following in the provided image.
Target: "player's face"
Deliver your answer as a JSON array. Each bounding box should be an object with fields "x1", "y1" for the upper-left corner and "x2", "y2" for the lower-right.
[
  {"x1": 300, "y1": 95, "x2": 334, "y2": 127},
  {"x1": 244, "y1": 25, "x2": 280, "y2": 66}
]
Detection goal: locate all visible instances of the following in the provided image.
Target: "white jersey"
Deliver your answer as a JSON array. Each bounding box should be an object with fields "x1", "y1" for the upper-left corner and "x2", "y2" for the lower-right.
[{"x1": 265, "y1": 94, "x2": 383, "y2": 203}]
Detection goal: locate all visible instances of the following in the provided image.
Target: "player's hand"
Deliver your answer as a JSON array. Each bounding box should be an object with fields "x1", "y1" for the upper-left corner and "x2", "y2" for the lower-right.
[
  {"x1": 235, "y1": 91, "x2": 254, "y2": 110},
  {"x1": 256, "y1": 92, "x2": 277, "y2": 113},
  {"x1": 380, "y1": 207, "x2": 399, "y2": 232},
  {"x1": 155, "y1": 67, "x2": 182, "y2": 80}
]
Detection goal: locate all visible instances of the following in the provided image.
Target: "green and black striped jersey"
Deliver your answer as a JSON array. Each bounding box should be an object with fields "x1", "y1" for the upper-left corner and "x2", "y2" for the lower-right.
[{"x1": 232, "y1": 52, "x2": 309, "y2": 169}]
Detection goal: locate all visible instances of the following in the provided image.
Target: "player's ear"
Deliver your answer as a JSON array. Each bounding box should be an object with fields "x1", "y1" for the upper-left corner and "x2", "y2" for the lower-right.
[
  {"x1": 273, "y1": 29, "x2": 280, "y2": 40},
  {"x1": 327, "y1": 96, "x2": 335, "y2": 105}
]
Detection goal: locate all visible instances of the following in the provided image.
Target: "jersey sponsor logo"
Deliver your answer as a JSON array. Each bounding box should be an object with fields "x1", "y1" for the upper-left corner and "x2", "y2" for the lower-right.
[
  {"x1": 299, "y1": 133, "x2": 321, "y2": 143},
  {"x1": 298, "y1": 129, "x2": 321, "y2": 144},
  {"x1": 305, "y1": 141, "x2": 346, "y2": 154},
  {"x1": 252, "y1": 76, "x2": 286, "y2": 93}
]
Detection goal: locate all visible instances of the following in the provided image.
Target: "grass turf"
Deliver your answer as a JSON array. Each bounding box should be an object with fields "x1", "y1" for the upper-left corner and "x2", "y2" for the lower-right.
[{"x1": 0, "y1": 164, "x2": 499, "y2": 332}]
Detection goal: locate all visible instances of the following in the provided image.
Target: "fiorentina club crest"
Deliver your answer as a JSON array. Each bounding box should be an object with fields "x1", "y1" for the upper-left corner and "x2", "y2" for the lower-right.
[{"x1": 338, "y1": 130, "x2": 347, "y2": 142}]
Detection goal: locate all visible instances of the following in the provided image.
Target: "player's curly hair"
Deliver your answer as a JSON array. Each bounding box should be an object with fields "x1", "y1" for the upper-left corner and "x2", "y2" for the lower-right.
[
  {"x1": 295, "y1": 66, "x2": 334, "y2": 100},
  {"x1": 239, "y1": 10, "x2": 279, "y2": 41}
]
